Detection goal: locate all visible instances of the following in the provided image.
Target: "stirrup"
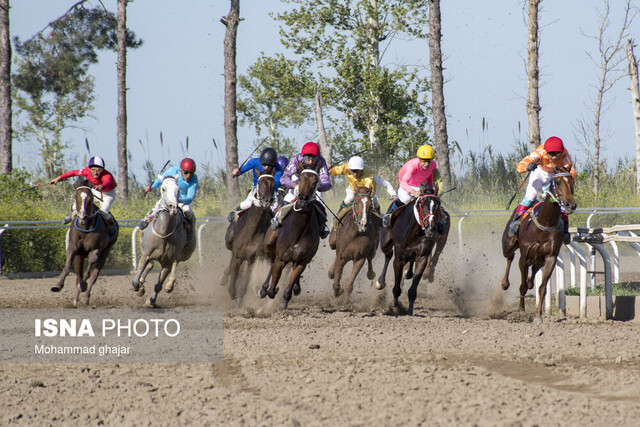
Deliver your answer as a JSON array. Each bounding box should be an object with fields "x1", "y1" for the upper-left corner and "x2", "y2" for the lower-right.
[
  {"x1": 382, "y1": 214, "x2": 391, "y2": 228},
  {"x1": 508, "y1": 220, "x2": 520, "y2": 237},
  {"x1": 138, "y1": 219, "x2": 149, "y2": 230},
  {"x1": 270, "y1": 217, "x2": 280, "y2": 230},
  {"x1": 320, "y1": 225, "x2": 330, "y2": 239}
]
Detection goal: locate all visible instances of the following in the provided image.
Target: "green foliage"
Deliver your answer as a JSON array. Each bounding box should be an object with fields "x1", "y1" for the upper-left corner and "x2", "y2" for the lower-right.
[
  {"x1": 565, "y1": 283, "x2": 640, "y2": 297},
  {"x1": 12, "y1": 5, "x2": 142, "y2": 179}
]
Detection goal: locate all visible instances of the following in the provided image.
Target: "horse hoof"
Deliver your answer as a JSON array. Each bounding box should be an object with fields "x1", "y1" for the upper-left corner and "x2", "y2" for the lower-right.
[
  {"x1": 328, "y1": 270, "x2": 335, "y2": 280},
  {"x1": 259, "y1": 286, "x2": 267, "y2": 299},
  {"x1": 501, "y1": 280, "x2": 510, "y2": 290},
  {"x1": 293, "y1": 282, "x2": 301, "y2": 296},
  {"x1": 165, "y1": 283, "x2": 174, "y2": 294},
  {"x1": 425, "y1": 274, "x2": 435, "y2": 283},
  {"x1": 80, "y1": 282, "x2": 87, "y2": 292},
  {"x1": 533, "y1": 317, "x2": 543, "y2": 325},
  {"x1": 333, "y1": 287, "x2": 343, "y2": 298},
  {"x1": 146, "y1": 297, "x2": 157, "y2": 308},
  {"x1": 51, "y1": 286, "x2": 61, "y2": 293},
  {"x1": 367, "y1": 270, "x2": 376, "y2": 280},
  {"x1": 375, "y1": 281, "x2": 386, "y2": 290},
  {"x1": 137, "y1": 287, "x2": 146, "y2": 297},
  {"x1": 405, "y1": 272, "x2": 413, "y2": 280}
]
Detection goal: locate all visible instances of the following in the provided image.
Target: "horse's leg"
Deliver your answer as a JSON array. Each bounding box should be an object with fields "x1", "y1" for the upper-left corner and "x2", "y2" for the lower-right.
[
  {"x1": 534, "y1": 256, "x2": 558, "y2": 324},
  {"x1": 500, "y1": 254, "x2": 514, "y2": 290},
  {"x1": 259, "y1": 264, "x2": 273, "y2": 298},
  {"x1": 140, "y1": 261, "x2": 154, "y2": 285},
  {"x1": 164, "y1": 260, "x2": 180, "y2": 293},
  {"x1": 405, "y1": 261, "x2": 414, "y2": 280},
  {"x1": 332, "y1": 258, "x2": 346, "y2": 298},
  {"x1": 83, "y1": 250, "x2": 110, "y2": 306},
  {"x1": 407, "y1": 256, "x2": 429, "y2": 316},
  {"x1": 73, "y1": 256, "x2": 84, "y2": 306},
  {"x1": 344, "y1": 258, "x2": 365, "y2": 300},
  {"x1": 220, "y1": 264, "x2": 230, "y2": 287},
  {"x1": 391, "y1": 257, "x2": 405, "y2": 308},
  {"x1": 266, "y1": 260, "x2": 285, "y2": 300},
  {"x1": 528, "y1": 261, "x2": 544, "y2": 290},
  {"x1": 283, "y1": 264, "x2": 306, "y2": 310},
  {"x1": 375, "y1": 250, "x2": 393, "y2": 290},
  {"x1": 328, "y1": 253, "x2": 338, "y2": 280},
  {"x1": 518, "y1": 256, "x2": 530, "y2": 312},
  {"x1": 149, "y1": 266, "x2": 171, "y2": 307},
  {"x1": 425, "y1": 231, "x2": 449, "y2": 282},
  {"x1": 236, "y1": 259, "x2": 254, "y2": 305},
  {"x1": 366, "y1": 256, "x2": 376, "y2": 280},
  {"x1": 132, "y1": 254, "x2": 151, "y2": 294},
  {"x1": 51, "y1": 249, "x2": 78, "y2": 292},
  {"x1": 227, "y1": 256, "x2": 243, "y2": 300}
]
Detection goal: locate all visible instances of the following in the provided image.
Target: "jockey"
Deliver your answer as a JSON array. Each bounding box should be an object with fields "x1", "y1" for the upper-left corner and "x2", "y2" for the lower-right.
[
  {"x1": 270, "y1": 141, "x2": 332, "y2": 239},
  {"x1": 227, "y1": 147, "x2": 283, "y2": 222},
  {"x1": 508, "y1": 136, "x2": 577, "y2": 243},
  {"x1": 327, "y1": 155, "x2": 397, "y2": 247},
  {"x1": 138, "y1": 158, "x2": 199, "y2": 231},
  {"x1": 277, "y1": 155, "x2": 289, "y2": 170},
  {"x1": 49, "y1": 155, "x2": 117, "y2": 227},
  {"x1": 381, "y1": 144, "x2": 446, "y2": 233}
]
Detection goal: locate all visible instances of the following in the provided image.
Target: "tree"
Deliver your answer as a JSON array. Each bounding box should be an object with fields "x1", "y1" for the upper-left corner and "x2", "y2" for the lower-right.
[
  {"x1": 0, "y1": 0, "x2": 11, "y2": 173},
  {"x1": 525, "y1": 0, "x2": 541, "y2": 152},
  {"x1": 237, "y1": 53, "x2": 312, "y2": 156},
  {"x1": 12, "y1": 4, "x2": 141, "y2": 179},
  {"x1": 427, "y1": 0, "x2": 451, "y2": 191},
  {"x1": 221, "y1": 0, "x2": 241, "y2": 198},
  {"x1": 628, "y1": 38, "x2": 640, "y2": 193},
  {"x1": 116, "y1": 0, "x2": 129, "y2": 200},
  {"x1": 274, "y1": 0, "x2": 431, "y2": 163}
]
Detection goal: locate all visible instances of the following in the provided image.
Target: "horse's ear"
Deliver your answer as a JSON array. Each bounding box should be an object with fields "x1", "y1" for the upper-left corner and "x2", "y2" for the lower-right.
[{"x1": 420, "y1": 182, "x2": 434, "y2": 195}]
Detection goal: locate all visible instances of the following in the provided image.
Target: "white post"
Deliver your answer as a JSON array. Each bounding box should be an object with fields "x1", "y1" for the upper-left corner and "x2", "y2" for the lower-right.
[
  {"x1": 569, "y1": 242, "x2": 588, "y2": 319},
  {"x1": 556, "y1": 252, "x2": 566, "y2": 316}
]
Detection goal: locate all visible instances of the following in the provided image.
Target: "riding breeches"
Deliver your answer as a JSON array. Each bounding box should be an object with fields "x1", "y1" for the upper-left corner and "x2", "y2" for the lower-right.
[
  {"x1": 521, "y1": 167, "x2": 553, "y2": 205},
  {"x1": 239, "y1": 186, "x2": 279, "y2": 213},
  {"x1": 398, "y1": 186, "x2": 420, "y2": 205}
]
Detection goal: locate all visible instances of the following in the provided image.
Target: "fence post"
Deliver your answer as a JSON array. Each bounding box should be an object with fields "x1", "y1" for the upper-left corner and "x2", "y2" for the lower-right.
[{"x1": 0, "y1": 224, "x2": 8, "y2": 276}]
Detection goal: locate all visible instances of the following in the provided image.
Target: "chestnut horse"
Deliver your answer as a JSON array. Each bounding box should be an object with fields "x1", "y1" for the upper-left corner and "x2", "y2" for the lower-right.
[
  {"x1": 328, "y1": 185, "x2": 380, "y2": 299},
  {"x1": 500, "y1": 165, "x2": 576, "y2": 323},
  {"x1": 259, "y1": 166, "x2": 322, "y2": 309},
  {"x1": 376, "y1": 185, "x2": 449, "y2": 315},
  {"x1": 221, "y1": 172, "x2": 276, "y2": 302},
  {"x1": 51, "y1": 183, "x2": 118, "y2": 305}
]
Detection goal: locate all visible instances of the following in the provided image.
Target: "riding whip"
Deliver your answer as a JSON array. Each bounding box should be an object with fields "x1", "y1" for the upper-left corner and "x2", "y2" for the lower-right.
[
  {"x1": 438, "y1": 186, "x2": 457, "y2": 197},
  {"x1": 505, "y1": 172, "x2": 531, "y2": 211},
  {"x1": 234, "y1": 136, "x2": 269, "y2": 176},
  {"x1": 316, "y1": 197, "x2": 343, "y2": 226},
  {"x1": 20, "y1": 183, "x2": 49, "y2": 192},
  {"x1": 328, "y1": 149, "x2": 369, "y2": 171}
]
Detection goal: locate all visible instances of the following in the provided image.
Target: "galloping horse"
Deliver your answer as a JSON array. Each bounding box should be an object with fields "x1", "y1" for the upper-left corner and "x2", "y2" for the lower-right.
[
  {"x1": 221, "y1": 171, "x2": 276, "y2": 302},
  {"x1": 51, "y1": 182, "x2": 118, "y2": 305},
  {"x1": 132, "y1": 177, "x2": 196, "y2": 307},
  {"x1": 376, "y1": 184, "x2": 449, "y2": 315},
  {"x1": 259, "y1": 165, "x2": 322, "y2": 309},
  {"x1": 328, "y1": 186, "x2": 380, "y2": 299},
  {"x1": 500, "y1": 165, "x2": 576, "y2": 323}
]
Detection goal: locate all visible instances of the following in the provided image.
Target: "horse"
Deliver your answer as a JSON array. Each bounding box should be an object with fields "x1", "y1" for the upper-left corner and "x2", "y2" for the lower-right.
[
  {"x1": 328, "y1": 185, "x2": 380, "y2": 300},
  {"x1": 375, "y1": 184, "x2": 450, "y2": 315},
  {"x1": 132, "y1": 176, "x2": 196, "y2": 307},
  {"x1": 259, "y1": 165, "x2": 322, "y2": 309},
  {"x1": 220, "y1": 171, "x2": 276, "y2": 302},
  {"x1": 500, "y1": 165, "x2": 576, "y2": 323},
  {"x1": 51, "y1": 182, "x2": 118, "y2": 305}
]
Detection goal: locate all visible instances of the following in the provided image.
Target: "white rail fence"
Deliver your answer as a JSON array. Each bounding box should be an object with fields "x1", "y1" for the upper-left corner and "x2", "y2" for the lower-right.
[{"x1": 3, "y1": 207, "x2": 640, "y2": 320}]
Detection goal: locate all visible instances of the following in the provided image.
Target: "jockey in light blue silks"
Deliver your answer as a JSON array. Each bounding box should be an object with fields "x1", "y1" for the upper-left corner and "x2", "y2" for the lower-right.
[{"x1": 138, "y1": 158, "x2": 199, "y2": 231}]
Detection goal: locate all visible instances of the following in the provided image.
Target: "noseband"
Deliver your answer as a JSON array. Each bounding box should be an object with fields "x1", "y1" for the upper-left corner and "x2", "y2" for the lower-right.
[
  {"x1": 294, "y1": 169, "x2": 318, "y2": 211},
  {"x1": 255, "y1": 174, "x2": 275, "y2": 206},
  {"x1": 414, "y1": 194, "x2": 439, "y2": 231},
  {"x1": 352, "y1": 192, "x2": 371, "y2": 225},
  {"x1": 545, "y1": 172, "x2": 573, "y2": 213}
]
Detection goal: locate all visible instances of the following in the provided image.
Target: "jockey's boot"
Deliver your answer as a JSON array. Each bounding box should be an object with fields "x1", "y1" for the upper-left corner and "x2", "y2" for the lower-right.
[
  {"x1": 63, "y1": 213, "x2": 72, "y2": 224},
  {"x1": 227, "y1": 206, "x2": 241, "y2": 223},
  {"x1": 264, "y1": 227, "x2": 278, "y2": 250},
  {"x1": 138, "y1": 218, "x2": 149, "y2": 230},
  {"x1": 382, "y1": 200, "x2": 397, "y2": 228},
  {"x1": 320, "y1": 223, "x2": 330, "y2": 239},
  {"x1": 328, "y1": 227, "x2": 337, "y2": 250},
  {"x1": 270, "y1": 203, "x2": 294, "y2": 230},
  {"x1": 508, "y1": 204, "x2": 529, "y2": 237},
  {"x1": 561, "y1": 212, "x2": 571, "y2": 244}
]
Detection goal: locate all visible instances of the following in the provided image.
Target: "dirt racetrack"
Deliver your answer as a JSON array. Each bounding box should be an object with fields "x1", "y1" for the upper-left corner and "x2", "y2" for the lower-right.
[{"x1": 2, "y1": 228, "x2": 640, "y2": 426}]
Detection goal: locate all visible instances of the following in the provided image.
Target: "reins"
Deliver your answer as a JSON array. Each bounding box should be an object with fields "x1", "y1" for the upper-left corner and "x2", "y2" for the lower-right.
[
  {"x1": 293, "y1": 169, "x2": 319, "y2": 211},
  {"x1": 530, "y1": 172, "x2": 573, "y2": 231},
  {"x1": 74, "y1": 186, "x2": 100, "y2": 232},
  {"x1": 414, "y1": 194, "x2": 439, "y2": 230}
]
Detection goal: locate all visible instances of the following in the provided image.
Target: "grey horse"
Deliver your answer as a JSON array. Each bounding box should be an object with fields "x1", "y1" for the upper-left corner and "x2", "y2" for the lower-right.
[{"x1": 132, "y1": 177, "x2": 196, "y2": 307}]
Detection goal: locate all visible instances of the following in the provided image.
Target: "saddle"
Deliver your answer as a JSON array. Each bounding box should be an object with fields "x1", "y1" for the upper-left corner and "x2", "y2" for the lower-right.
[{"x1": 521, "y1": 201, "x2": 563, "y2": 231}]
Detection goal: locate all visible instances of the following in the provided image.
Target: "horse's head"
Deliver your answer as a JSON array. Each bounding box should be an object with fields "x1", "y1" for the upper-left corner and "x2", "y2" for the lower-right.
[
  {"x1": 295, "y1": 165, "x2": 319, "y2": 208},
  {"x1": 75, "y1": 186, "x2": 96, "y2": 226},
  {"x1": 414, "y1": 185, "x2": 441, "y2": 238},
  {"x1": 255, "y1": 170, "x2": 276, "y2": 209},
  {"x1": 160, "y1": 177, "x2": 180, "y2": 215},
  {"x1": 552, "y1": 165, "x2": 577, "y2": 214},
  {"x1": 353, "y1": 186, "x2": 372, "y2": 232}
]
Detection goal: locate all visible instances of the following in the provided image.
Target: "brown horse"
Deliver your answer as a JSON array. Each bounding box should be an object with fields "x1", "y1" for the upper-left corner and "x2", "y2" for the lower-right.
[
  {"x1": 221, "y1": 172, "x2": 276, "y2": 302},
  {"x1": 51, "y1": 183, "x2": 118, "y2": 305},
  {"x1": 376, "y1": 184, "x2": 449, "y2": 315},
  {"x1": 328, "y1": 186, "x2": 380, "y2": 299},
  {"x1": 500, "y1": 165, "x2": 576, "y2": 323},
  {"x1": 259, "y1": 166, "x2": 322, "y2": 309}
]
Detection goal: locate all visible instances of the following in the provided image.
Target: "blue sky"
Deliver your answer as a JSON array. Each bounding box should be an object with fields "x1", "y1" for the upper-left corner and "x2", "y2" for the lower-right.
[{"x1": 10, "y1": 1, "x2": 640, "y2": 176}]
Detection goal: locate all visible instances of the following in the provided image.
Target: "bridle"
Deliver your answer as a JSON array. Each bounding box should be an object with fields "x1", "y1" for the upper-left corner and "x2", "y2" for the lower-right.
[
  {"x1": 74, "y1": 186, "x2": 99, "y2": 232},
  {"x1": 352, "y1": 191, "x2": 372, "y2": 226},
  {"x1": 293, "y1": 169, "x2": 318, "y2": 211},
  {"x1": 414, "y1": 193, "x2": 440, "y2": 231},
  {"x1": 543, "y1": 172, "x2": 573, "y2": 213},
  {"x1": 254, "y1": 174, "x2": 276, "y2": 208}
]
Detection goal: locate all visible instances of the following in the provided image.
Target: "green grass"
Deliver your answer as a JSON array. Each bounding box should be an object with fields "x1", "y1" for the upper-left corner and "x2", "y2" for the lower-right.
[{"x1": 565, "y1": 282, "x2": 640, "y2": 297}]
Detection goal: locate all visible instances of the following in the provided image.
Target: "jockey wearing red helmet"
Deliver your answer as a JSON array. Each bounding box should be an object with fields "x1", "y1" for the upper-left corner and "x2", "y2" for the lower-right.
[{"x1": 509, "y1": 136, "x2": 577, "y2": 242}]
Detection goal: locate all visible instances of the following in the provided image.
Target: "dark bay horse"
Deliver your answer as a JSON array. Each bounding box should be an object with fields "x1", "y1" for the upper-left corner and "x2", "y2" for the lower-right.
[
  {"x1": 259, "y1": 166, "x2": 321, "y2": 309},
  {"x1": 500, "y1": 165, "x2": 576, "y2": 323},
  {"x1": 376, "y1": 185, "x2": 449, "y2": 315},
  {"x1": 132, "y1": 177, "x2": 196, "y2": 307},
  {"x1": 328, "y1": 186, "x2": 380, "y2": 299},
  {"x1": 221, "y1": 172, "x2": 275, "y2": 302},
  {"x1": 51, "y1": 183, "x2": 118, "y2": 305}
]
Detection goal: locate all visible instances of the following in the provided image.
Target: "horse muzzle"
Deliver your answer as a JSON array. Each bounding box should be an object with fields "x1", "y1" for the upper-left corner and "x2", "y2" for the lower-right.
[{"x1": 563, "y1": 201, "x2": 577, "y2": 214}]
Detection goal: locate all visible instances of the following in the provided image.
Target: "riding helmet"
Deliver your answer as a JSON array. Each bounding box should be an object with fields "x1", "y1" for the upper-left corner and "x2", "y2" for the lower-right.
[
  {"x1": 88, "y1": 156, "x2": 105, "y2": 168},
  {"x1": 180, "y1": 158, "x2": 196, "y2": 172},
  {"x1": 544, "y1": 136, "x2": 564, "y2": 153},
  {"x1": 417, "y1": 145, "x2": 435, "y2": 160},
  {"x1": 277, "y1": 156, "x2": 289, "y2": 169},
  {"x1": 260, "y1": 147, "x2": 278, "y2": 166},
  {"x1": 348, "y1": 156, "x2": 365, "y2": 171},
  {"x1": 301, "y1": 142, "x2": 320, "y2": 156}
]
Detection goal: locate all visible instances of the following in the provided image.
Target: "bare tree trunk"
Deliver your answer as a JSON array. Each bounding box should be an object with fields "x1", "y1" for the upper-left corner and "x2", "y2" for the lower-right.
[
  {"x1": 628, "y1": 39, "x2": 640, "y2": 193},
  {"x1": 428, "y1": 0, "x2": 452, "y2": 190},
  {"x1": 526, "y1": 0, "x2": 541, "y2": 152},
  {"x1": 0, "y1": 0, "x2": 11, "y2": 173},
  {"x1": 116, "y1": 0, "x2": 129, "y2": 199},
  {"x1": 365, "y1": 0, "x2": 381, "y2": 158},
  {"x1": 221, "y1": 0, "x2": 241, "y2": 198},
  {"x1": 315, "y1": 87, "x2": 331, "y2": 162}
]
